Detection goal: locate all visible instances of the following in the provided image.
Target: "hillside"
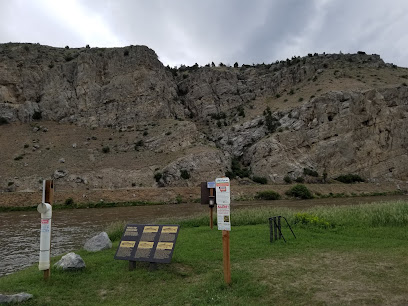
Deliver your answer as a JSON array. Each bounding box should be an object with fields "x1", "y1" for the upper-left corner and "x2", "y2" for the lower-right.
[{"x1": 1, "y1": 43, "x2": 408, "y2": 192}]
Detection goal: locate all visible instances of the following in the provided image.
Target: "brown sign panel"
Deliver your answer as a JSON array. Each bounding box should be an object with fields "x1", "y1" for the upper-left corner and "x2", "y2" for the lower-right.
[{"x1": 114, "y1": 224, "x2": 180, "y2": 264}]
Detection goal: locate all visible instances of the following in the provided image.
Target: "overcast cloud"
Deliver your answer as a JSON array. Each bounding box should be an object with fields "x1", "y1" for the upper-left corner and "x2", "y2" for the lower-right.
[{"x1": 1, "y1": 0, "x2": 407, "y2": 67}]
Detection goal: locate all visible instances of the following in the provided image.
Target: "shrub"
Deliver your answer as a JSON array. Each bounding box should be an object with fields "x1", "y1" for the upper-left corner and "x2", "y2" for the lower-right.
[
  {"x1": 283, "y1": 175, "x2": 292, "y2": 184},
  {"x1": 64, "y1": 197, "x2": 75, "y2": 206},
  {"x1": 298, "y1": 97, "x2": 304, "y2": 102},
  {"x1": 228, "y1": 158, "x2": 250, "y2": 179},
  {"x1": 303, "y1": 168, "x2": 318, "y2": 177},
  {"x1": 180, "y1": 169, "x2": 190, "y2": 179},
  {"x1": 102, "y1": 146, "x2": 110, "y2": 153},
  {"x1": 0, "y1": 117, "x2": 9, "y2": 125},
  {"x1": 106, "y1": 221, "x2": 127, "y2": 241},
  {"x1": 143, "y1": 131, "x2": 148, "y2": 136},
  {"x1": 264, "y1": 107, "x2": 281, "y2": 133},
  {"x1": 154, "y1": 172, "x2": 162, "y2": 182},
  {"x1": 335, "y1": 174, "x2": 364, "y2": 184},
  {"x1": 255, "y1": 190, "x2": 281, "y2": 200},
  {"x1": 252, "y1": 176, "x2": 267, "y2": 184},
  {"x1": 8, "y1": 181, "x2": 14, "y2": 186},
  {"x1": 24, "y1": 144, "x2": 29, "y2": 148},
  {"x1": 294, "y1": 177, "x2": 305, "y2": 183},
  {"x1": 134, "y1": 140, "x2": 144, "y2": 150},
  {"x1": 285, "y1": 184, "x2": 313, "y2": 199},
  {"x1": 14, "y1": 155, "x2": 24, "y2": 161},
  {"x1": 64, "y1": 54, "x2": 74, "y2": 62},
  {"x1": 32, "y1": 111, "x2": 42, "y2": 120},
  {"x1": 124, "y1": 49, "x2": 129, "y2": 56},
  {"x1": 294, "y1": 213, "x2": 332, "y2": 228},
  {"x1": 237, "y1": 106, "x2": 245, "y2": 117},
  {"x1": 175, "y1": 194, "x2": 183, "y2": 204}
]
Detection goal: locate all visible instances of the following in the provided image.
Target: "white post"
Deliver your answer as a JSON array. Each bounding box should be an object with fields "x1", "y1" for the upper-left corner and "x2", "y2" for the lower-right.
[{"x1": 37, "y1": 202, "x2": 52, "y2": 271}]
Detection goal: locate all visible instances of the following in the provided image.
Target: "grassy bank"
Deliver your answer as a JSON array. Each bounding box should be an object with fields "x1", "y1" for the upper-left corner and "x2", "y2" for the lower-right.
[{"x1": 1, "y1": 201, "x2": 408, "y2": 305}]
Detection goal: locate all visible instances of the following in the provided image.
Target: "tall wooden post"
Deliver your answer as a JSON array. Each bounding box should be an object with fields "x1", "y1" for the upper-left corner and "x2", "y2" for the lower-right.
[
  {"x1": 222, "y1": 230, "x2": 231, "y2": 284},
  {"x1": 43, "y1": 180, "x2": 54, "y2": 281}
]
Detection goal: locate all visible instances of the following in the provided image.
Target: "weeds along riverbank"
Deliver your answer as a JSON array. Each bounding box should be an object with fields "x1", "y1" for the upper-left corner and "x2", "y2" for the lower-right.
[{"x1": 1, "y1": 201, "x2": 407, "y2": 305}]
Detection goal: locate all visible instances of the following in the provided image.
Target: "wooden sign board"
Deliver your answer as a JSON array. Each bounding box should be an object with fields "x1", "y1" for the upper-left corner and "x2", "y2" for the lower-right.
[{"x1": 114, "y1": 224, "x2": 180, "y2": 264}]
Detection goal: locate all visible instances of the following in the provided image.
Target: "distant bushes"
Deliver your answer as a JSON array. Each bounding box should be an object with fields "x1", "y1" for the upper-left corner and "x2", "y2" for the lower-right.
[
  {"x1": 285, "y1": 184, "x2": 313, "y2": 199},
  {"x1": 180, "y1": 169, "x2": 190, "y2": 179},
  {"x1": 252, "y1": 176, "x2": 267, "y2": 184},
  {"x1": 335, "y1": 174, "x2": 364, "y2": 184},
  {"x1": 0, "y1": 117, "x2": 9, "y2": 125},
  {"x1": 303, "y1": 168, "x2": 318, "y2": 177},
  {"x1": 225, "y1": 158, "x2": 250, "y2": 179},
  {"x1": 255, "y1": 190, "x2": 281, "y2": 200}
]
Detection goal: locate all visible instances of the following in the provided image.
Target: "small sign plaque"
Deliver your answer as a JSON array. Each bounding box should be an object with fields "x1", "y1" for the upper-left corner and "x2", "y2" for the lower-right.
[
  {"x1": 114, "y1": 224, "x2": 180, "y2": 264},
  {"x1": 207, "y1": 181, "x2": 216, "y2": 189}
]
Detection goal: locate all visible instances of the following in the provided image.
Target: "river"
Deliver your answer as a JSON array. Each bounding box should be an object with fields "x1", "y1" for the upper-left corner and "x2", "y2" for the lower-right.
[{"x1": 0, "y1": 195, "x2": 406, "y2": 277}]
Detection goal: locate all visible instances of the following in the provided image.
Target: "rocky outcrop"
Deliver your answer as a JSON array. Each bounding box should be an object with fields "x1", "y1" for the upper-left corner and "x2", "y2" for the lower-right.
[
  {"x1": 1, "y1": 43, "x2": 407, "y2": 190},
  {"x1": 83, "y1": 232, "x2": 112, "y2": 252},
  {"x1": 0, "y1": 293, "x2": 33, "y2": 304},
  {"x1": 0, "y1": 43, "x2": 184, "y2": 128},
  {"x1": 54, "y1": 252, "x2": 85, "y2": 270},
  {"x1": 243, "y1": 87, "x2": 408, "y2": 182}
]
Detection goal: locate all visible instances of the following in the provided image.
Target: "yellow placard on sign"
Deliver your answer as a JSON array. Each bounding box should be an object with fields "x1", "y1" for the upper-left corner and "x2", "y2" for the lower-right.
[
  {"x1": 156, "y1": 242, "x2": 174, "y2": 250},
  {"x1": 126, "y1": 227, "x2": 138, "y2": 231},
  {"x1": 120, "y1": 241, "x2": 136, "y2": 248},
  {"x1": 143, "y1": 226, "x2": 159, "y2": 233},
  {"x1": 161, "y1": 226, "x2": 178, "y2": 234},
  {"x1": 138, "y1": 241, "x2": 154, "y2": 249}
]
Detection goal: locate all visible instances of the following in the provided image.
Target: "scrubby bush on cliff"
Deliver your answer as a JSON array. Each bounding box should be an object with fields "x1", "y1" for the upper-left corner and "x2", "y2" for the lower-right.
[
  {"x1": 284, "y1": 175, "x2": 292, "y2": 184},
  {"x1": 226, "y1": 158, "x2": 250, "y2": 179},
  {"x1": 285, "y1": 184, "x2": 313, "y2": 199},
  {"x1": 264, "y1": 107, "x2": 281, "y2": 133},
  {"x1": 303, "y1": 168, "x2": 318, "y2": 177},
  {"x1": 0, "y1": 117, "x2": 9, "y2": 125},
  {"x1": 253, "y1": 176, "x2": 267, "y2": 184},
  {"x1": 335, "y1": 174, "x2": 364, "y2": 184},
  {"x1": 180, "y1": 169, "x2": 190, "y2": 179},
  {"x1": 154, "y1": 172, "x2": 162, "y2": 182}
]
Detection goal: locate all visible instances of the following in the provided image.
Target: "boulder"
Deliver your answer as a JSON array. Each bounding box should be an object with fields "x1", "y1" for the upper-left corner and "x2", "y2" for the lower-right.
[
  {"x1": 54, "y1": 252, "x2": 85, "y2": 270},
  {"x1": 0, "y1": 293, "x2": 33, "y2": 303},
  {"x1": 83, "y1": 232, "x2": 112, "y2": 252}
]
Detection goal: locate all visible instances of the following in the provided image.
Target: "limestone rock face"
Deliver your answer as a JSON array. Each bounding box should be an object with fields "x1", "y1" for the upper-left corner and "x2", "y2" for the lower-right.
[
  {"x1": 1, "y1": 43, "x2": 407, "y2": 189},
  {"x1": 159, "y1": 149, "x2": 230, "y2": 187},
  {"x1": 0, "y1": 44, "x2": 183, "y2": 128},
  {"x1": 83, "y1": 232, "x2": 112, "y2": 252},
  {"x1": 244, "y1": 87, "x2": 408, "y2": 182},
  {"x1": 54, "y1": 252, "x2": 85, "y2": 270}
]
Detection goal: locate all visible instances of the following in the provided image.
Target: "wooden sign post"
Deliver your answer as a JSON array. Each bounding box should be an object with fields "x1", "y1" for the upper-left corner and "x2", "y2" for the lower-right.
[{"x1": 215, "y1": 177, "x2": 231, "y2": 285}]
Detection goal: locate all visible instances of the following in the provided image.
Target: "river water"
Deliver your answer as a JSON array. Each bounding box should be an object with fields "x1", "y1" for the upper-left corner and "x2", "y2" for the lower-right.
[{"x1": 0, "y1": 195, "x2": 406, "y2": 277}]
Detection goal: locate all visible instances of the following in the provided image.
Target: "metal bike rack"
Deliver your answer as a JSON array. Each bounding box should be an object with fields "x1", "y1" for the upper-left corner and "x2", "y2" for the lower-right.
[{"x1": 269, "y1": 216, "x2": 296, "y2": 243}]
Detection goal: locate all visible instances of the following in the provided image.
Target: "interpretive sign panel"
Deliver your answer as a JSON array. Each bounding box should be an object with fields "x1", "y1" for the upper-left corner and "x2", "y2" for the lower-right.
[
  {"x1": 114, "y1": 224, "x2": 180, "y2": 263},
  {"x1": 216, "y1": 177, "x2": 231, "y2": 231}
]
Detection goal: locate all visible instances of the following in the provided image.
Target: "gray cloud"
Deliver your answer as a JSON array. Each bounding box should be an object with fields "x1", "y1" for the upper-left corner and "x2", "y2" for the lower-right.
[{"x1": 1, "y1": 0, "x2": 407, "y2": 67}]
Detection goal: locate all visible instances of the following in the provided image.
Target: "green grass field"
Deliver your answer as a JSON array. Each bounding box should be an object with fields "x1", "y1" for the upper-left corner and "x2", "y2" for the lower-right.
[{"x1": 1, "y1": 201, "x2": 408, "y2": 305}]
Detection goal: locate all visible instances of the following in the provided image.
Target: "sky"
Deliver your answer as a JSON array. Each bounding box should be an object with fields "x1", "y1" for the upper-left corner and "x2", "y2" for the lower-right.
[{"x1": 1, "y1": 0, "x2": 407, "y2": 68}]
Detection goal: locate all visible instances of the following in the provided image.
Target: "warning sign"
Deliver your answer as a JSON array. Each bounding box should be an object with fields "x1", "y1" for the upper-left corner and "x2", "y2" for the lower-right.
[{"x1": 216, "y1": 177, "x2": 231, "y2": 231}]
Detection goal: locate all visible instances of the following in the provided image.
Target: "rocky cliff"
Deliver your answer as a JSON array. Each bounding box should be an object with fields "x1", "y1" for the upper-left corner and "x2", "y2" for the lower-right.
[{"x1": 1, "y1": 43, "x2": 407, "y2": 192}]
